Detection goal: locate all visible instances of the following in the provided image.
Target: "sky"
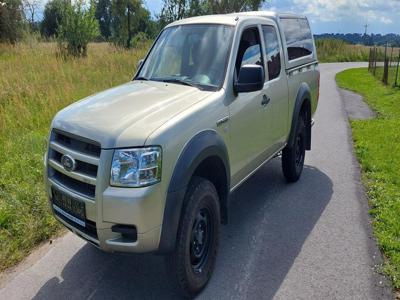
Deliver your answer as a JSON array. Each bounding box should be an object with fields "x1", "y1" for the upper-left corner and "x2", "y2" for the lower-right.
[{"x1": 143, "y1": 0, "x2": 400, "y2": 34}]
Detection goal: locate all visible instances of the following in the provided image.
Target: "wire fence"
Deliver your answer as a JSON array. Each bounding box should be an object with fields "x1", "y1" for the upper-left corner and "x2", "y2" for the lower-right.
[{"x1": 368, "y1": 44, "x2": 400, "y2": 88}]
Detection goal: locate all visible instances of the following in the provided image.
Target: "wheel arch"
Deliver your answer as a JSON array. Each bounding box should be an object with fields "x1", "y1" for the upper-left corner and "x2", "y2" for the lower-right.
[
  {"x1": 288, "y1": 83, "x2": 312, "y2": 150},
  {"x1": 157, "y1": 130, "x2": 230, "y2": 253}
]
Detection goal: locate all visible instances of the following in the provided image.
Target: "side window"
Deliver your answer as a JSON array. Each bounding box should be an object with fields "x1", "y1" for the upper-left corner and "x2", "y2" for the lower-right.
[
  {"x1": 280, "y1": 18, "x2": 313, "y2": 60},
  {"x1": 235, "y1": 27, "x2": 263, "y2": 75},
  {"x1": 262, "y1": 25, "x2": 281, "y2": 80}
]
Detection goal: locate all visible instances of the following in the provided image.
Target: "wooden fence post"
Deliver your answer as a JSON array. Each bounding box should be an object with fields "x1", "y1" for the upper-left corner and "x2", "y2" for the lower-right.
[
  {"x1": 394, "y1": 52, "x2": 400, "y2": 88},
  {"x1": 373, "y1": 47, "x2": 377, "y2": 76},
  {"x1": 382, "y1": 44, "x2": 388, "y2": 85},
  {"x1": 368, "y1": 48, "x2": 371, "y2": 71},
  {"x1": 383, "y1": 58, "x2": 389, "y2": 85},
  {"x1": 390, "y1": 46, "x2": 394, "y2": 67}
]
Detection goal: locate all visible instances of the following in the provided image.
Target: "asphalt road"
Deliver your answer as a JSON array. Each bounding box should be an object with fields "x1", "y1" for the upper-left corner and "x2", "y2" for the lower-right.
[{"x1": 0, "y1": 63, "x2": 393, "y2": 300}]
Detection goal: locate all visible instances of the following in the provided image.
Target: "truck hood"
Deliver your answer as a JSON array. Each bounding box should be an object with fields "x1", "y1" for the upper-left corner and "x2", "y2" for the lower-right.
[{"x1": 52, "y1": 81, "x2": 212, "y2": 148}]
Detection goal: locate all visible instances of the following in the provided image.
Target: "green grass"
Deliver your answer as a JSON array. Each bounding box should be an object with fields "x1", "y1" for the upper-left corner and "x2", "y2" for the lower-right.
[
  {"x1": 336, "y1": 68, "x2": 400, "y2": 288},
  {"x1": 0, "y1": 42, "x2": 149, "y2": 271},
  {"x1": 372, "y1": 66, "x2": 400, "y2": 88}
]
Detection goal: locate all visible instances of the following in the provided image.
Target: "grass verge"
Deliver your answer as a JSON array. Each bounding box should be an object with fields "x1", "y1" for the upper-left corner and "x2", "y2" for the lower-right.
[
  {"x1": 0, "y1": 42, "x2": 149, "y2": 271},
  {"x1": 336, "y1": 68, "x2": 400, "y2": 288}
]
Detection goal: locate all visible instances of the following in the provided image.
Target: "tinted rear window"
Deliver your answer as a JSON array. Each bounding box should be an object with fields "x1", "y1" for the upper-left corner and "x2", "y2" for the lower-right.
[
  {"x1": 262, "y1": 25, "x2": 281, "y2": 80},
  {"x1": 280, "y1": 18, "x2": 313, "y2": 60}
]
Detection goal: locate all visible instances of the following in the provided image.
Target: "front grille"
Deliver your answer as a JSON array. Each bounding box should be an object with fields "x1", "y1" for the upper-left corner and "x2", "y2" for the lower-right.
[
  {"x1": 47, "y1": 129, "x2": 100, "y2": 200},
  {"x1": 52, "y1": 170, "x2": 96, "y2": 198},
  {"x1": 53, "y1": 130, "x2": 101, "y2": 157},
  {"x1": 51, "y1": 150, "x2": 98, "y2": 178}
]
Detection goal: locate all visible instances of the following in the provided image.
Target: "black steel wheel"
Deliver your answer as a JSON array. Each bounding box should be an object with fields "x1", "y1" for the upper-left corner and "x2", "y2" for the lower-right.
[
  {"x1": 295, "y1": 132, "x2": 305, "y2": 170},
  {"x1": 190, "y1": 207, "x2": 212, "y2": 273},
  {"x1": 165, "y1": 177, "x2": 220, "y2": 298},
  {"x1": 282, "y1": 113, "x2": 306, "y2": 182}
]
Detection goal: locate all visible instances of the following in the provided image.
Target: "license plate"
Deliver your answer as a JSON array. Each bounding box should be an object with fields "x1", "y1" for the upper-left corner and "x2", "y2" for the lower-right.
[{"x1": 52, "y1": 188, "x2": 86, "y2": 227}]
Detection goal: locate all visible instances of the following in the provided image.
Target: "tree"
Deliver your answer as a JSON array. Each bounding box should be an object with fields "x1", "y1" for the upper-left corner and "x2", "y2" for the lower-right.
[
  {"x1": 95, "y1": 0, "x2": 112, "y2": 40},
  {"x1": 0, "y1": 0, "x2": 25, "y2": 43},
  {"x1": 207, "y1": 0, "x2": 266, "y2": 13},
  {"x1": 111, "y1": 0, "x2": 152, "y2": 48},
  {"x1": 112, "y1": 0, "x2": 139, "y2": 47},
  {"x1": 57, "y1": 0, "x2": 99, "y2": 57},
  {"x1": 41, "y1": 0, "x2": 69, "y2": 37},
  {"x1": 22, "y1": 0, "x2": 39, "y2": 30},
  {"x1": 159, "y1": 0, "x2": 188, "y2": 25},
  {"x1": 159, "y1": 0, "x2": 267, "y2": 24}
]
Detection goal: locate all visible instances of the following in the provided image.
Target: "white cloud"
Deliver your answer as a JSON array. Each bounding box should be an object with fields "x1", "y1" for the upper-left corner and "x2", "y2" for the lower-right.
[
  {"x1": 288, "y1": 0, "x2": 399, "y2": 25},
  {"x1": 380, "y1": 16, "x2": 393, "y2": 24}
]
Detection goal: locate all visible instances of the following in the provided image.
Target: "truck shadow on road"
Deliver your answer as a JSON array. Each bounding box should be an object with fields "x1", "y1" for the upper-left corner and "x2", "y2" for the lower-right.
[{"x1": 33, "y1": 159, "x2": 333, "y2": 300}]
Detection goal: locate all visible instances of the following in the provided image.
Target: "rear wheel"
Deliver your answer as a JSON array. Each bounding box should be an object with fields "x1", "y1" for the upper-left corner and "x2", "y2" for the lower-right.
[
  {"x1": 282, "y1": 114, "x2": 306, "y2": 182},
  {"x1": 165, "y1": 177, "x2": 220, "y2": 298}
]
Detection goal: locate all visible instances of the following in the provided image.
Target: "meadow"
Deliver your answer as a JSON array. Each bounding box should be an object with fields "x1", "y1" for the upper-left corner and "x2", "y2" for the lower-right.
[
  {"x1": 315, "y1": 39, "x2": 371, "y2": 62},
  {"x1": 0, "y1": 39, "x2": 388, "y2": 271},
  {"x1": 0, "y1": 42, "x2": 149, "y2": 270},
  {"x1": 316, "y1": 38, "x2": 400, "y2": 65}
]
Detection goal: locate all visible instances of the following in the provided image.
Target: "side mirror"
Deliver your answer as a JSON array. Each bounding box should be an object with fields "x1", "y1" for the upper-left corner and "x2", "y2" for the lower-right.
[
  {"x1": 137, "y1": 59, "x2": 144, "y2": 69},
  {"x1": 234, "y1": 64, "x2": 264, "y2": 93}
]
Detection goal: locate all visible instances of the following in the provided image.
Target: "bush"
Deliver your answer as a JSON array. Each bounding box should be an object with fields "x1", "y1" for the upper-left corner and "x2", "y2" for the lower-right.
[
  {"x1": 131, "y1": 31, "x2": 148, "y2": 48},
  {"x1": 57, "y1": 0, "x2": 99, "y2": 57}
]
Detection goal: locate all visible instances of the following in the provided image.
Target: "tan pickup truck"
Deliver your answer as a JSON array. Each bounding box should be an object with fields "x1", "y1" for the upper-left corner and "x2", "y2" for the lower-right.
[{"x1": 45, "y1": 11, "x2": 319, "y2": 297}]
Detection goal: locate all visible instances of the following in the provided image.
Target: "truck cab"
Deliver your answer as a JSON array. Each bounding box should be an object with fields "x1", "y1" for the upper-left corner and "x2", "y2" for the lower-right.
[{"x1": 45, "y1": 11, "x2": 319, "y2": 298}]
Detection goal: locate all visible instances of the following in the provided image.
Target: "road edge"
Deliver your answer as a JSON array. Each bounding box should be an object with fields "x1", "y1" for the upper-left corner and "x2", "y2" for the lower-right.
[{"x1": 336, "y1": 80, "x2": 393, "y2": 299}]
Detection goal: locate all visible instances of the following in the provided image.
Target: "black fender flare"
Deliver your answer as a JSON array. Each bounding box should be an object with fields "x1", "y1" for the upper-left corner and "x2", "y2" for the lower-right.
[
  {"x1": 157, "y1": 130, "x2": 230, "y2": 253},
  {"x1": 287, "y1": 83, "x2": 312, "y2": 150}
]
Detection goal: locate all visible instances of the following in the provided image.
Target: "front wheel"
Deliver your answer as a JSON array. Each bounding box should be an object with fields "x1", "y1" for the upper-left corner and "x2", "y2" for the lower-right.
[
  {"x1": 165, "y1": 177, "x2": 220, "y2": 298},
  {"x1": 282, "y1": 114, "x2": 306, "y2": 182}
]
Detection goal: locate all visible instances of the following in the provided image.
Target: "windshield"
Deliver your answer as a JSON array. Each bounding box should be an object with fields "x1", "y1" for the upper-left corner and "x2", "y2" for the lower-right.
[{"x1": 137, "y1": 24, "x2": 234, "y2": 91}]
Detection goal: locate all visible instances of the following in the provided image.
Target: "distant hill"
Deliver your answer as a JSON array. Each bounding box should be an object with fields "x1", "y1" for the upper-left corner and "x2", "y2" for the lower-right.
[{"x1": 314, "y1": 33, "x2": 400, "y2": 47}]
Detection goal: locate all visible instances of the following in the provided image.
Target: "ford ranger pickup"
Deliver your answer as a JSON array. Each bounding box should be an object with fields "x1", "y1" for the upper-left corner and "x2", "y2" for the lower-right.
[{"x1": 44, "y1": 11, "x2": 319, "y2": 298}]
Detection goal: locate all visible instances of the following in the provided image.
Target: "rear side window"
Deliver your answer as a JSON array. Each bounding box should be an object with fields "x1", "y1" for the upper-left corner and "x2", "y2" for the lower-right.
[
  {"x1": 280, "y1": 18, "x2": 313, "y2": 60},
  {"x1": 262, "y1": 25, "x2": 281, "y2": 80}
]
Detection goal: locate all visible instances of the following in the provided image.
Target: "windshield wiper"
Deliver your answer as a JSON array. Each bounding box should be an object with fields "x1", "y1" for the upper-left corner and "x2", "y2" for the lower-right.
[
  {"x1": 146, "y1": 77, "x2": 218, "y2": 91},
  {"x1": 157, "y1": 78, "x2": 199, "y2": 88},
  {"x1": 135, "y1": 76, "x2": 149, "y2": 81}
]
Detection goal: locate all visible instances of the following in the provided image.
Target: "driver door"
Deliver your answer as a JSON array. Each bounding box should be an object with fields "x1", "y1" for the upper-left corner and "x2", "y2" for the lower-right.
[{"x1": 229, "y1": 25, "x2": 275, "y2": 187}]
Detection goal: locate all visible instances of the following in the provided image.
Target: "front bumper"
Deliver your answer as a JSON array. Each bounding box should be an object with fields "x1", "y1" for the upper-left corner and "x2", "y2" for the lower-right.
[
  {"x1": 45, "y1": 149, "x2": 165, "y2": 253},
  {"x1": 55, "y1": 212, "x2": 162, "y2": 253}
]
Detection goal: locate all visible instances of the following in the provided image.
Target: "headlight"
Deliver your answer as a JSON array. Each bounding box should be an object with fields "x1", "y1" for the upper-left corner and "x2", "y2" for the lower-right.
[{"x1": 110, "y1": 146, "x2": 162, "y2": 187}]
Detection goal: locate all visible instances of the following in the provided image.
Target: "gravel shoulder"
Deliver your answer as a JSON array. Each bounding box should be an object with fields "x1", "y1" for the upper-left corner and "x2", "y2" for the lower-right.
[{"x1": 339, "y1": 88, "x2": 376, "y2": 120}]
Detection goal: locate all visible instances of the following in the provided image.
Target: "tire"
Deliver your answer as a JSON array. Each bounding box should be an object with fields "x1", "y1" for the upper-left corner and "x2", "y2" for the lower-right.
[
  {"x1": 282, "y1": 113, "x2": 306, "y2": 182},
  {"x1": 165, "y1": 177, "x2": 220, "y2": 298}
]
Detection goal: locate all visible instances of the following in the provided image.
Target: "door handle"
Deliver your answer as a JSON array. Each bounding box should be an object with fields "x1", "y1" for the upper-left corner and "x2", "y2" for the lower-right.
[{"x1": 261, "y1": 95, "x2": 271, "y2": 107}]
